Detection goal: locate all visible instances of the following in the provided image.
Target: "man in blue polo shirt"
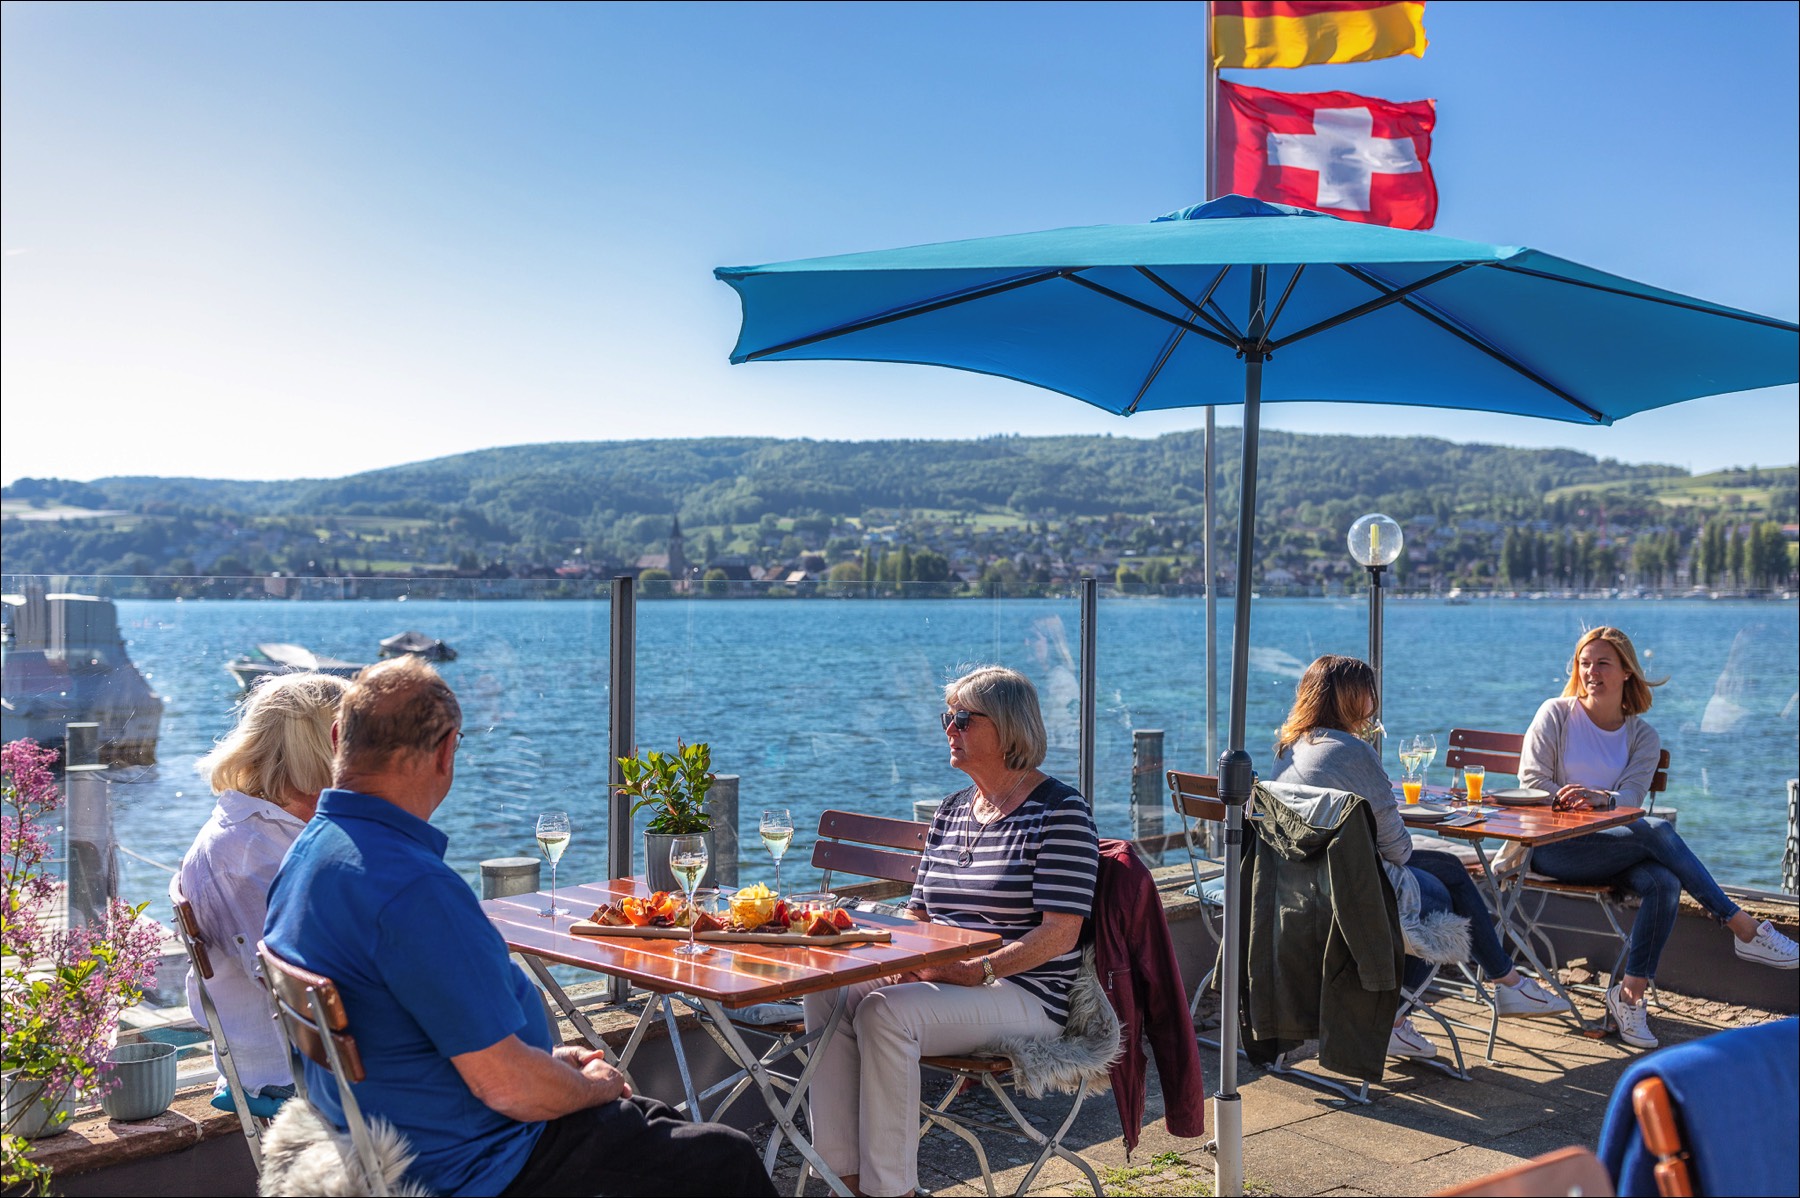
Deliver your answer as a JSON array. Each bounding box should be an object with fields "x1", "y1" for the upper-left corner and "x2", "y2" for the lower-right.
[{"x1": 265, "y1": 656, "x2": 774, "y2": 1197}]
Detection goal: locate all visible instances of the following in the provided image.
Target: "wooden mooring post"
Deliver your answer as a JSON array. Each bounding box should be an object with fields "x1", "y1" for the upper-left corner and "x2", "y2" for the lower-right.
[{"x1": 1132, "y1": 729, "x2": 1165, "y2": 864}]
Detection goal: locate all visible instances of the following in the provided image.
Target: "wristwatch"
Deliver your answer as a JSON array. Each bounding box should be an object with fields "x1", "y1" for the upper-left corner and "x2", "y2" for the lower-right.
[{"x1": 980, "y1": 956, "x2": 996, "y2": 985}]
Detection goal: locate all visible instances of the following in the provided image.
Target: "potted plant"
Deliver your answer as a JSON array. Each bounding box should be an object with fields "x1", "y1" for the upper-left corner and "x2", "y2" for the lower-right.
[
  {"x1": 616, "y1": 741, "x2": 715, "y2": 893},
  {"x1": 3, "y1": 739, "x2": 162, "y2": 1195}
]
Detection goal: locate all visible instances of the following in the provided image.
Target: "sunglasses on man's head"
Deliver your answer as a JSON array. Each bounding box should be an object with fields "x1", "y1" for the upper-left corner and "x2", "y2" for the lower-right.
[{"x1": 940, "y1": 710, "x2": 989, "y2": 732}]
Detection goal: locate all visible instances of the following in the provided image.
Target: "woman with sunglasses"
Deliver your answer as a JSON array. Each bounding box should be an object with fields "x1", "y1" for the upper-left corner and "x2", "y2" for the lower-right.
[{"x1": 802, "y1": 666, "x2": 1098, "y2": 1197}]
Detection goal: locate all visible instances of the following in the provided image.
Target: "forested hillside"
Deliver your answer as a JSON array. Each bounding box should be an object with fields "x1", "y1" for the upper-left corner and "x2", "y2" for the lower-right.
[{"x1": 3, "y1": 431, "x2": 1795, "y2": 593}]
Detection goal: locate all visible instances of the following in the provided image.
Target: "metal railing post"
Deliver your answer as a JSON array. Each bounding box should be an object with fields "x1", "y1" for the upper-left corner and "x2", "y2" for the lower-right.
[{"x1": 1079, "y1": 577, "x2": 1098, "y2": 811}]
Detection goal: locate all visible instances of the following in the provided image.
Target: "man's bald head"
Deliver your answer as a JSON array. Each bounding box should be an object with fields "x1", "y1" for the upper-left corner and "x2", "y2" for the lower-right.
[{"x1": 334, "y1": 655, "x2": 462, "y2": 780}]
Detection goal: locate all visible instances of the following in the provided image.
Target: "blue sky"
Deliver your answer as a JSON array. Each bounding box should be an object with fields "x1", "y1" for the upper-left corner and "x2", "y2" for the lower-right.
[{"x1": 2, "y1": 0, "x2": 1795, "y2": 485}]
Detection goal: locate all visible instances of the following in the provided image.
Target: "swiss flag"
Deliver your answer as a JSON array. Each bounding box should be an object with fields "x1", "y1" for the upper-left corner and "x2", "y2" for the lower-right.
[{"x1": 1216, "y1": 79, "x2": 1437, "y2": 230}]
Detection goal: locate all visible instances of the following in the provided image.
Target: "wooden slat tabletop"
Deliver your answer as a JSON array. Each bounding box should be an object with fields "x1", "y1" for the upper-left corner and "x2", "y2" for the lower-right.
[
  {"x1": 484, "y1": 878, "x2": 1000, "y2": 1008},
  {"x1": 1399, "y1": 790, "x2": 1644, "y2": 846}
]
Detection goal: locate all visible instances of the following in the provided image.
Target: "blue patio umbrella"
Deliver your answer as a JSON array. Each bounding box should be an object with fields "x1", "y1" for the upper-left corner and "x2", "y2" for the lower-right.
[{"x1": 714, "y1": 195, "x2": 1798, "y2": 1194}]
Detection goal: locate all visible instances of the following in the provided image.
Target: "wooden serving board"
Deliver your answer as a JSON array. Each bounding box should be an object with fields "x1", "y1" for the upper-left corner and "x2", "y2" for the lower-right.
[{"x1": 569, "y1": 921, "x2": 892, "y2": 946}]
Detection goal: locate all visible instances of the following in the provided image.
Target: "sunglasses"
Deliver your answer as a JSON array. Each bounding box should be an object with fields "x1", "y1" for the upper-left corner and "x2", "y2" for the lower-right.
[{"x1": 940, "y1": 710, "x2": 989, "y2": 732}]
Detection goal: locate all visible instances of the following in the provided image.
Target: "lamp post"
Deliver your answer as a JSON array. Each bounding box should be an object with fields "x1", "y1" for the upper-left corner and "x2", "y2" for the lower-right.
[{"x1": 1347, "y1": 514, "x2": 1404, "y2": 745}]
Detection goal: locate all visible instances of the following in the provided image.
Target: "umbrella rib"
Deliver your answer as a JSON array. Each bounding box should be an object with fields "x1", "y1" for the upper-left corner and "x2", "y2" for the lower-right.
[
  {"x1": 1126, "y1": 273, "x2": 1234, "y2": 414},
  {"x1": 1258, "y1": 265, "x2": 1306, "y2": 350},
  {"x1": 1264, "y1": 262, "x2": 1480, "y2": 351},
  {"x1": 1337, "y1": 264, "x2": 1607, "y2": 423},
  {"x1": 739, "y1": 269, "x2": 1066, "y2": 361},
  {"x1": 1492, "y1": 263, "x2": 1800, "y2": 332},
  {"x1": 1059, "y1": 274, "x2": 1243, "y2": 350},
  {"x1": 1135, "y1": 266, "x2": 1241, "y2": 343}
]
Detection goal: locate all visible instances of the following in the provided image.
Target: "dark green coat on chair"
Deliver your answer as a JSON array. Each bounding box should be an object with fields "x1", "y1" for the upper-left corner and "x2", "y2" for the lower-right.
[{"x1": 1230, "y1": 781, "x2": 1404, "y2": 1082}]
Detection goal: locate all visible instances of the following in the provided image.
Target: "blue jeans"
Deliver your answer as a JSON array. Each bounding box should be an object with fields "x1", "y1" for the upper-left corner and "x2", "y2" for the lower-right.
[
  {"x1": 1403, "y1": 850, "x2": 1515, "y2": 992},
  {"x1": 1528, "y1": 817, "x2": 1740, "y2": 980}
]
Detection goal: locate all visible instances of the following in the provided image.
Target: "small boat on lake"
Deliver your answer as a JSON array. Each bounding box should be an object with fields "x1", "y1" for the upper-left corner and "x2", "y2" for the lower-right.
[
  {"x1": 224, "y1": 643, "x2": 367, "y2": 690},
  {"x1": 379, "y1": 630, "x2": 457, "y2": 661}
]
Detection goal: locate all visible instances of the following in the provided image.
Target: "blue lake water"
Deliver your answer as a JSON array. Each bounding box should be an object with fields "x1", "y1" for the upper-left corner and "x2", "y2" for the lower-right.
[{"x1": 89, "y1": 593, "x2": 1800, "y2": 917}]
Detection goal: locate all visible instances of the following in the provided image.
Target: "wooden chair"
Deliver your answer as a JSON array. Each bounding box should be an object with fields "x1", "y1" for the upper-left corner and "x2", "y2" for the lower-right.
[
  {"x1": 1631, "y1": 1076, "x2": 1695, "y2": 1198},
  {"x1": 807, "y1": 807, "x2": 1110, "y2": 1198},
  {"x1": 169, "y1": 882, "x2": 266, "y2": 1173},
  {"x1": 1165, "y1": 770, "x2": 1227, "y2": 1015},
  {"x1": 1445, "y1": 728, "x2": 1671, "y2": 991},
  {"x1": 1433, "y1": 1145, "x2": 1614, "y2": 1196},
  {"x1": 256, "y1": 941, "x2": 388, "y2": 1195}
]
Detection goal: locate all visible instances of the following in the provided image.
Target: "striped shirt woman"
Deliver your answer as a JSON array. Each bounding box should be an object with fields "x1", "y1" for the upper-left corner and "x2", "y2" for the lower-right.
[{"x1": 908, "y1": 778, "x2": 1099, "y2": 1025}]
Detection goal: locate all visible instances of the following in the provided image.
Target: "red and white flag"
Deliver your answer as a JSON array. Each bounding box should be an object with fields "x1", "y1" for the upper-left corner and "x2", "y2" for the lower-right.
[{"x1": 1216, "y1": 79, "x2": 1437, "y2": 230}]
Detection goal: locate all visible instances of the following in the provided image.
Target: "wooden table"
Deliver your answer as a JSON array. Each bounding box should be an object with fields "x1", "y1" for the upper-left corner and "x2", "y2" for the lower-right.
[
  {"x1": 1399, "y1": 790, "x2": 1644, "y2": 1026},
  {"x1": 484, "y1": 877, "x2": 1000, "y2": 1196}
]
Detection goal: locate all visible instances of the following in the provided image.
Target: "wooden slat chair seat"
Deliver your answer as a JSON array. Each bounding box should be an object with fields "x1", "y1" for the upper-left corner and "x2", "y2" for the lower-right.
[
  {"x1": 1446, "y1": 728, "x2": 1672, "y2": 994},
  {"x1": 257, "y1": 941, "x2": 392, "y2": 1196},
  {"x1": 808, "y1": 808, "x2": 1110, "y2": 1198},
  {"x1": 1170, "y1": 770, "x2": 1473, "y2": 1101},
  {"x1": 169, "y1": 883, "x2": 267, "y2": 1174}
]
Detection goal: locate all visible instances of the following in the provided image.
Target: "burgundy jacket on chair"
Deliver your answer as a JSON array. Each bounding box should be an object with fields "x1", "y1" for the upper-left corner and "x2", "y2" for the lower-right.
[{"x1": 1094, "y1": 838, "x2": 1207, "y2": 1153}]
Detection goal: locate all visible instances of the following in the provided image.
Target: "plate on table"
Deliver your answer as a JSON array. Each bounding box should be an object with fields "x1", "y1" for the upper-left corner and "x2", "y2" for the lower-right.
[
  {"x1": 1491, "y1": 787, "x2": 1552, "y2": 807},
  {"x1": 1403, "y1": 804, "x2": 1456, "y2": 822}
]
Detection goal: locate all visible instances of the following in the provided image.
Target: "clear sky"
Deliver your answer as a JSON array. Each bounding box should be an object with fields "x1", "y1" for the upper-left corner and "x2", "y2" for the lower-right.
[{"x1": 3, "y1": 0, "x2": 1795, "y2": 485}]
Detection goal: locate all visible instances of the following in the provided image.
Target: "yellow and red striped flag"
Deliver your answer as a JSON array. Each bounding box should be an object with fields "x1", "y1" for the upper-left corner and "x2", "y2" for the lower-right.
[{"x1": 1212, "y1": 1, "x2": 1428, "y2": 70}]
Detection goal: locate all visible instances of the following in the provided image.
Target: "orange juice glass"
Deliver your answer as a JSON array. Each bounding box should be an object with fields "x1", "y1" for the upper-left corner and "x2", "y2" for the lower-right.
[
  {"x1": 1402, "y1": 777, "x2": 1423, "y2": 804},
  {"x1": 1463, "y1": 765, "x2": 1486, "y2": 807}
]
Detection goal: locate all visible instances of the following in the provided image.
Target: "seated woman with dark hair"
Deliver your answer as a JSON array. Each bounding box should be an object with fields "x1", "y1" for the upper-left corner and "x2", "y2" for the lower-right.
[
  {"x1": 1271, "y1": 655, "x2": 1570, "y2": 1062},
  {"x1": 802, "y1": 665, "x2": 1099, "y2": 1198}
]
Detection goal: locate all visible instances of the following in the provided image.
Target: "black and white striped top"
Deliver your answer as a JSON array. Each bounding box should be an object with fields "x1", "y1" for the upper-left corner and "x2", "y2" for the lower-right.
[{"x1": 906, "y1": 777, "x2": 1099, "y2": 1025}]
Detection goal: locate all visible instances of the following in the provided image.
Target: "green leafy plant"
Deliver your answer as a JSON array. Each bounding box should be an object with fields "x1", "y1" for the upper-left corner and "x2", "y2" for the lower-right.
[{"x1": 617, "y1": 741, "x2": 714, "y2": 835}]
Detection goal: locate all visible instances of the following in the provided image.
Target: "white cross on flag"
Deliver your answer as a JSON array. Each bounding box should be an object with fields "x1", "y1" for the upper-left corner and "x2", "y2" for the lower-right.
[{"x1": 1217, "y1": 79, "x2": 1437, "y2": 229}]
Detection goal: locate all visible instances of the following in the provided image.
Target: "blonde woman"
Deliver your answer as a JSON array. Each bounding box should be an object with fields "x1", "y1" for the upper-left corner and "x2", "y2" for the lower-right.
[
  {"x1": 1522, "y1": 626, "x2": 1797, "y2": 1049},
  {"x1": 173, "y1": 671, "x2": 349, "y2": 1109}
]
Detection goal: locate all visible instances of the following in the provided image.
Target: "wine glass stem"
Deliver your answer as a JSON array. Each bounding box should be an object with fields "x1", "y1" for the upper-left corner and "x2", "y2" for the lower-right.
[
  {"x1": 774, "y1": 857, "x2": 781, "y2": 895},
  {"x1": 550, "y1": 862, "x2": 558, "y2": 913}
]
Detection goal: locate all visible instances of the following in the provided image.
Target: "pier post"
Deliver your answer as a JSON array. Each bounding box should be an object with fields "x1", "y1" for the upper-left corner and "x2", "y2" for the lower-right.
[
  {"x1": 63, "y1": 722, "x2": 115, "y2": 928},
  {"x1": 709, "y1": 774, "x2": 740, "y2": 887},
  {"x1": 481, "y1": 857, "x2": 541, "y2": 900},
  {"x1": 606, "y1": 576, "x2": 636, "y2": 1005},
  {"x1": 1132, "y1": 730, "x2": 1165, "y2": 863}
]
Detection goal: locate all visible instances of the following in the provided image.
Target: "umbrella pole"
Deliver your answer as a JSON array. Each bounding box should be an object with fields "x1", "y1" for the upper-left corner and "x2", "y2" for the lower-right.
[
  {"x1": 1204, "y1": 405, "x2": 1219, "y2": 831},
  {"x1": 1215, "y1": 265, "x2": 1267, "y2": 1198}
]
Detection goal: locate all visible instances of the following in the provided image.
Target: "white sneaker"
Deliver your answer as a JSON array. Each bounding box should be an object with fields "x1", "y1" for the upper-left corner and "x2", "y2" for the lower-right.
[
  {"x1": 1606, "y1": 983, "x2": 1659, "y2": 1050},
  {"x1": 1734, "y1": 920, "x2": 1800, "y2": 970},
  {"x1": 1493, "y1": 975, "x2": 1574, "y2": 1019},
  {"x1": 1388, "y1": 1018, "x2": 1438, "y2": 1060}
]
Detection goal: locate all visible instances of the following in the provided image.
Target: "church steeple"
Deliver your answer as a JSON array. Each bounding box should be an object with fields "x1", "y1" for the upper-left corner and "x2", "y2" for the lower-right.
[{"x1": 667, "y1": 516, "x2": 687, "y2": 580}]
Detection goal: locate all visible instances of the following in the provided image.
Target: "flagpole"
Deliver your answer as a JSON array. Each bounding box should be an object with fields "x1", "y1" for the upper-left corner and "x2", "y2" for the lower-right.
[{"x1": 1201, "y1": 2, "x2": 1220, "y2": 819}]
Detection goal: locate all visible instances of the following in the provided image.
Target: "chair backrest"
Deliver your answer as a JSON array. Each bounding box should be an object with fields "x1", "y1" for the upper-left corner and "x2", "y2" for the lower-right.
[
  {"x1": 1631, "y1": 1076, "x2": 1695, "y2": 1198},
  {"x1": 1446, "y1": 728, "x2": 1669, "y2": 796},
  {"x1": 1433, "y1": 1145, "x2": 1614, "y2": 1197},
  {"x1": 1166, "y1": 770, "x2": 1226, "y2": 825},
  {"x1": 257, "y1": 941, "x2": 366, "y2": 1084},
  {"x1": 812, "y1": 809, "x2": 929, "y2": 892},
  {"x1": 171, "y1": 880, "x2": 265, "y2": 1171}
]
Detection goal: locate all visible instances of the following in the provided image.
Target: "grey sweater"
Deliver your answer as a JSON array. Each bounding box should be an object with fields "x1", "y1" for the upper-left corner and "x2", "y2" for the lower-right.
[
  {"x1": 1271, "y1": 728, "x2": 1410, "y2": 866},
  {"x1": 1518, "y1": 696, "x2": 1662, "y2": 808}
]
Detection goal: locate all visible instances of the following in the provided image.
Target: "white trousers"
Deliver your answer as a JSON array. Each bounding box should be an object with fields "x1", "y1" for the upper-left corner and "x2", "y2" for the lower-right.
[{"x1": 802, "y1": 976, "x2": 1057, "y2": 1196}]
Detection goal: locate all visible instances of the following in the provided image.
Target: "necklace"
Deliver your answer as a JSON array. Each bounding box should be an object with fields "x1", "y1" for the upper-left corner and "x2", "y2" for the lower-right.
[{"x1": 956, "y1": 771, "x2": 1033, "y2": 867}]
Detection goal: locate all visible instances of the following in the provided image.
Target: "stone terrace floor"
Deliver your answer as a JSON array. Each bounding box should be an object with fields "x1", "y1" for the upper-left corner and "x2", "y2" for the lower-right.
[{"x1": 758, "y1": 983, "x2": 1787, "y2": 1196}]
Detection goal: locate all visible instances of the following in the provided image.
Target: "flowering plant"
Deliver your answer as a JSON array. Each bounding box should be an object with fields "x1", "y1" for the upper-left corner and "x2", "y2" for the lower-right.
[{"x1": 3, "y1": 739, "x2": 162, "y2": 1194}]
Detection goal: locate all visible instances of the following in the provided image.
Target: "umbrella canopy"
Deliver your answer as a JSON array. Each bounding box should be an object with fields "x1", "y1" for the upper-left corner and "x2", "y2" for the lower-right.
[
  {"x1": 718, "y1": 195, "x2": 1797, "y2": 425},
  {"x1": 715, "y1": 195, "x2": 1798, "y2": 1196}
]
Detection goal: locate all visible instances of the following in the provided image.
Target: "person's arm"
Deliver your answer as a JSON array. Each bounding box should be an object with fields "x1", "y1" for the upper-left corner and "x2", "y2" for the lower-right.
[
  {"x1": 906, "y1": 911, "x2": 1084, "y2": 986},
  {"x1": 452, "y1": 1037, "x2": 628, "y2": 1122},
  {"x1": 1518, "y1": 699, "x2": 1566, "y2": 796},
  {"x1": 1608, "y1": 719, "x2": 1662, "y2": 808}
]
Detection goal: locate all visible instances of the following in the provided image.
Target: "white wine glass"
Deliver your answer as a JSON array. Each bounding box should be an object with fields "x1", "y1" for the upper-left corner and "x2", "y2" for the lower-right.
[
  {"x1": 760, "y1": 809, "x2": 794, "y2": 896},
  {"x1": 535, "y1": 811, "x2": 572, "y2": 918},
  {"x1": 1420, "y1": 733, "x2": 1439, "y2": 786},
  {"x1": 669, "y1": 835, "x2": 710, "y2": 956}
]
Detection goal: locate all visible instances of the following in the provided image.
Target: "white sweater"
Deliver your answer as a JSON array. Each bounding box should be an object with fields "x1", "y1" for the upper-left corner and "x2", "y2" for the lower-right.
[{"x1": 1518, "y1": 696, "x2": 1662, "y2": 808}]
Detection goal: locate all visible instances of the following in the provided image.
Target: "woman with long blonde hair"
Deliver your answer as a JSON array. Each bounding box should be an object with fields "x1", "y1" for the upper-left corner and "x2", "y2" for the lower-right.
[
  {"x1": 1522, "y1": 626, "x2": 1796, "y2": 1050},
  {"x1": 173, "y1": 671, "x2": 350, "y2": 1109}
]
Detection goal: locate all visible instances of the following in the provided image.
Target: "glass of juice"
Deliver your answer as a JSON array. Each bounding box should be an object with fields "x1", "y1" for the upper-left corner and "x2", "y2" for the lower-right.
[
  {"x1": 1462, "y1": 765, "x2": 1486, "y2": 809},
  {"x1": 1402, "y1": 775, "x2": 1423, "y2": 804}
]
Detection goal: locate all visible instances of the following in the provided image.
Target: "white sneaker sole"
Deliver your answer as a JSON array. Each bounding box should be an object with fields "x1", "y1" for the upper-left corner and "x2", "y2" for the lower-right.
[{"x1": 1736, "y1": 948, "x2": 1799, "y2": 970}]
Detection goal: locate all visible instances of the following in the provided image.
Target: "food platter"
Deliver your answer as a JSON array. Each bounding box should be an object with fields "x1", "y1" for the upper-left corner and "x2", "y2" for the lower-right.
[
  {"x1": 1490, "y1": 787, "x2": 1553, "y2": 807},
  {"x1": 569, "y1": 920, "x2": 892, "y2": 945}
]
